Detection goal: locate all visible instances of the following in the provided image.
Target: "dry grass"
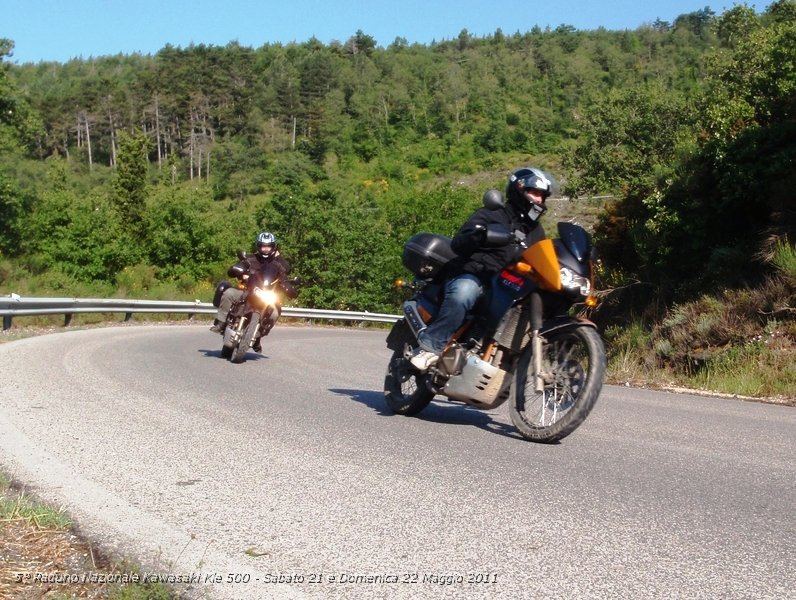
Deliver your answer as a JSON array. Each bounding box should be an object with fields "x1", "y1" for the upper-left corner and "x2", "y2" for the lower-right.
[
  {"x1": 1, "y1": 480, "x2": 107, "y2": 599},
  {"x1": 0, "y1": 477, "x2": 176, "y2": 600},
  {"x1": 1, "y1": 519, "x2": 108, "y2": 599},
  {"x1": 603, "y1": 276, "x2": 796, "y2": 404}
]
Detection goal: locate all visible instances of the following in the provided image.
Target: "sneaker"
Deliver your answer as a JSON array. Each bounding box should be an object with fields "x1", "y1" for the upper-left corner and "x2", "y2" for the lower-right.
[
  {"x1": 409, "y1": 349, "x2": 439, "y2": 371},
  {"x1": 209, "y1": 321, "x2": 225, "y2": 334}
]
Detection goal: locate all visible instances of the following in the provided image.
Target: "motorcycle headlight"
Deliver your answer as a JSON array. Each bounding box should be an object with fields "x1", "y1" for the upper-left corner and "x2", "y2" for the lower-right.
[
  {"x1": 560, "y1": 267, "x2": 591, "y2": 298},
  {"x1": 253, "y1": 287, "x2": 279, "y2": 306}
]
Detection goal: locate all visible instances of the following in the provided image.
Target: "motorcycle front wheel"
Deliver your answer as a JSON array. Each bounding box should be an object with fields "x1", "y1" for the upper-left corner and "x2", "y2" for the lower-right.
[
  {"x1": 383, "y1": 348, "x2": 435, "y2": 415},
  {"x1": 231, "y1": 314, "x2": 259, "y2": 363},
  {"x1": 510, "y1": 325, "x2": 605, "y2": 443}
]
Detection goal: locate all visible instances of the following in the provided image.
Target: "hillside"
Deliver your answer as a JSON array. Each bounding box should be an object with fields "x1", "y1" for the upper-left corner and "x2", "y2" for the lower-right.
[{"x1": 1, "y1": 2, "x2": 794, "y2": 398}]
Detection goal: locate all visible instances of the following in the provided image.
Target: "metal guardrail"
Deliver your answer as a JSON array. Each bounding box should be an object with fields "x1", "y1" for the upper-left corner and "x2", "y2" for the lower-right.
[{"x1": 0, "y1": 294, "x2": 401, "y2": 330}]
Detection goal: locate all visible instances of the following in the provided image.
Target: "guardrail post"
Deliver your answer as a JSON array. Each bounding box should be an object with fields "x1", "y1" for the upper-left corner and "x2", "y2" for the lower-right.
[
  {"x1": 64, "y1": 314, "x2": 72, "y2": 327},
  {"x1": 124, "y1": 313, "x2": 132, "y2": 322},
  {"x1": 3, "y1": 315, "x2": 10, "y2": 331}
]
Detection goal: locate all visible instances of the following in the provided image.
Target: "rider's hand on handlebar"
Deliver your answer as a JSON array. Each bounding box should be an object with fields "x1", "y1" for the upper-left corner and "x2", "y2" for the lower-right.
[{"x1": 482, "y1": 224, "x2": 522, "y2": 247}]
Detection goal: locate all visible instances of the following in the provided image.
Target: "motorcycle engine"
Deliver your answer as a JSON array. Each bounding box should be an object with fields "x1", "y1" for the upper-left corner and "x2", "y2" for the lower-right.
[{"x1": 438, "y1": 344, "x2": 466, "y2": 376}]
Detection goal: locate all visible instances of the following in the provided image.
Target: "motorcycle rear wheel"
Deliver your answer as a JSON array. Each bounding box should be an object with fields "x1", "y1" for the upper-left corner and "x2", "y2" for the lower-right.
[
  {"x1": 383, "y1": 348, "x2": 435, "y2": 415},
  {"x1": 231, "y1": 314, "x2": 260, "y2": 363},
  {"x1": 510, "y1": 325, "x2": 605, "y2": 443}
]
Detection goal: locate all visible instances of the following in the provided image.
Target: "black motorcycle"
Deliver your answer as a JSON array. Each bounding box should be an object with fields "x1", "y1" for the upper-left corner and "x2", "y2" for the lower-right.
[{"x1": 212, "y1": 255, "x2": 294, "y2": 363}]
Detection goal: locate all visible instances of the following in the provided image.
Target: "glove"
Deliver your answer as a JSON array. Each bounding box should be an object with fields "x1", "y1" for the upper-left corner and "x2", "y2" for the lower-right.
[
  {"x1": 482, "y1": 224, "x2": 515, "y2": 247},
  {"x1": 227, "y1": 264, "x2": 247, "y2": 279}
]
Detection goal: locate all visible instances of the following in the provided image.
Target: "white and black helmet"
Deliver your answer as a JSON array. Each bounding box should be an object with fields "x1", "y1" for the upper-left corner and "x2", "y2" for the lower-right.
[
  {"x1": 507, "y1": 167, "x2": 552, "y2": 206},
  {"x1": 255, "y1": 231, "x2": 277, "y2": 258}
]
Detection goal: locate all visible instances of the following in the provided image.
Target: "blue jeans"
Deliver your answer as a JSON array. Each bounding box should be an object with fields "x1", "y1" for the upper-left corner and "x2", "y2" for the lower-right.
[{"x1": 417, "y1": 273, "x2": 483, "y2": 353}]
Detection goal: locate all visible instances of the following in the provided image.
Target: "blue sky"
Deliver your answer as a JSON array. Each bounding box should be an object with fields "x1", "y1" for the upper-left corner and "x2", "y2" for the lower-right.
[{"x1": 2, "y1": 0, "x2": 734, "y2": 64}]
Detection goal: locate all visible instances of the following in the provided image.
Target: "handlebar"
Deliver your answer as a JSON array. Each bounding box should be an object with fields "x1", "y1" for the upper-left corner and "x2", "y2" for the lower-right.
[{"x1": 481, "y1": 224, "x2": 527, "y2": 249}]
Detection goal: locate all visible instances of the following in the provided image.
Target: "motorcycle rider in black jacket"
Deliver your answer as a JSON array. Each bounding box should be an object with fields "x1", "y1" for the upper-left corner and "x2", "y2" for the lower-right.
[
  {"x1": 409, "y1": 167, "x2": 552, "y2": 370},
  {"x1": 210, "y1": 232, "x2": 293, "y2": 349}
]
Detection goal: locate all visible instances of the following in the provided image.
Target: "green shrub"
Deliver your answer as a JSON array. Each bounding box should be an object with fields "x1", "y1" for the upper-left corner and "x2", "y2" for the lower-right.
[
  {"x1": 116, "y1": 264, "x2": 158, "y2": 295},
  {"x1": 772, "y1": 237, "x2": 796, "y2": 282}
]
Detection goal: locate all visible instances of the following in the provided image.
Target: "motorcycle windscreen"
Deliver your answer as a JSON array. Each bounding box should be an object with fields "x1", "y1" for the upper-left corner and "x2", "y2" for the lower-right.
[
  {"x1": 557, "y1": 221, "x2": 592, "y2": 263},
  {"x1": 520, "y1": 239, "x2": 561, "y2": 291}
]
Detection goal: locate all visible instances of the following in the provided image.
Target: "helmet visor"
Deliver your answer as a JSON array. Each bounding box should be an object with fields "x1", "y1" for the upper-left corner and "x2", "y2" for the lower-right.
[{"x1": 517, "y1": 173, "x2": 551, "y2": 197}]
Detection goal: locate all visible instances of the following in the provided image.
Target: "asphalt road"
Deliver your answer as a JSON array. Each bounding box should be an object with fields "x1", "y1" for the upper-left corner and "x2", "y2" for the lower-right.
[{"x1": 1, "y1": 324, "x2": 794, "y2": 600}]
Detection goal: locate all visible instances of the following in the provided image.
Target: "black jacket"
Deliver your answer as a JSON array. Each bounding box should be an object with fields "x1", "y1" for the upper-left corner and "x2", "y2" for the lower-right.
[
  {"x1": 449, "y1": 201, "x2": 546, "y2": 281},
  {"x1": 228, "y1": 252, "x2": 291, "y2": 280}
]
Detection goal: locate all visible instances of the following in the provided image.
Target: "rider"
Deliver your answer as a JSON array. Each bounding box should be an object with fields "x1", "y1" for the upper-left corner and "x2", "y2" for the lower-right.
[
  {"x1": 410, "y1": 167, "x2": 552, "y2": 370},
  {"x1": 211, "y1": 232, "x2": 293, "y2": 349}
]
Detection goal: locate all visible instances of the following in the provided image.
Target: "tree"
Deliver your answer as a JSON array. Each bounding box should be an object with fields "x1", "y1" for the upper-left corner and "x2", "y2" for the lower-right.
[
  {"x1": 715, "y1": 5, "x2": 759, "y2": 49},
  {"x1": 1, "y1": 39, "x2": 41, "y2": 154},
  {"x1": 112, "y1": 130, "x2": 150, "y2": 240},
  {"x1": 347, "y1": 30, "x2": 377, "y2": 56},
  {"x1": 766, "y1": 0, "x2": 796, "y2": 23},
  {"x1": 565, "y1": 81, "x2": 696, "y2": 199},
  {"x1": 0, "y1": 173, "x2": 29, "y2": 257},
  {"x1": 22, "y1": 177, "x2": 134, "y2": 283},
  {"x1": 145, "y1": 185, "x2": 223, "y2": 281},
  {"x1": 577, "y1": 8, "x2": 796, "y2": 299},
  {"x1": 1, "y1": 39, "x2": 38, "y2": 257},
  {"x1": 674, "y1": 7, "x2": 716, "y2": 37}
]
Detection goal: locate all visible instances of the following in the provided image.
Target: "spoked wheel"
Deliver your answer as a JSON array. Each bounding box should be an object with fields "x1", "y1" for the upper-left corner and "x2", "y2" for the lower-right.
[
  {"x1": 383, "y1": 348, "x2": 435, "y2": 415},
  {"x1": 510, "y1": 325, "x2": 605, "y2": 443},
  {"x1": 231, "y1": 314, "x2": 260, "y2": 363}
]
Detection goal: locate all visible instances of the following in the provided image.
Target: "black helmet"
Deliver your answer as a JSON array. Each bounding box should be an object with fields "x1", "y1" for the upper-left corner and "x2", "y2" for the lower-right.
[
  {"x1": 255, "y1": 231, "x2": 277, "y2": 258},
  {"x1": 506, "y1": 167, "x2": 552, "y2": 216}
]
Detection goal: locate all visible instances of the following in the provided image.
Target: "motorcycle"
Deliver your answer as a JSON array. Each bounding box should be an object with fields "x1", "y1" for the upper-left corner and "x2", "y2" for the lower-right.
[
  {"x1": 384, "y1": 190, "x2": 606, "y2": 443},
  {"x1": 212, "y1": 253, "x2": 295, "y2": 363}
]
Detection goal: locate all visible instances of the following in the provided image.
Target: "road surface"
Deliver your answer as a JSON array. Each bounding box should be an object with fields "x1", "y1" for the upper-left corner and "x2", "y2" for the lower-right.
[{"x1": 1, "y1": 325, "x2": 793, "y2": 599}]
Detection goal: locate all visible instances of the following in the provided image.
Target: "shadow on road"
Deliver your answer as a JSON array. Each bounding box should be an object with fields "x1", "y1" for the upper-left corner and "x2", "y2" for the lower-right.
[
  {"x1": 330, "y1": 388, "x2": 525, "y2": 441},
  {"x1": 197, "y1": 348, "x2": 269, "y2": 362}
]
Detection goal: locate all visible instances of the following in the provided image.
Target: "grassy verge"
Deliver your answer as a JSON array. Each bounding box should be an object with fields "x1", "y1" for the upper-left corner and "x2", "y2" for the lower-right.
[
  {"x1": 603, "y1": 305, "x2": 796, "y2": 405},
  {"x1": 0, "y1": 472, "x2": 177, "y2": 599}
]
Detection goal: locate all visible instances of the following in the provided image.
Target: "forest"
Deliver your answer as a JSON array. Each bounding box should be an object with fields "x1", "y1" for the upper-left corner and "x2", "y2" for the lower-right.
[{"x1": 1, "y1": 2, "x2": 794, "y2": 395}]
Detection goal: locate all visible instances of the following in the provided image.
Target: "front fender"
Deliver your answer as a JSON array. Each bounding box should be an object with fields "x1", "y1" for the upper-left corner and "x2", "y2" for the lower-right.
[{"x1": 540, "y1": 315, "x2": 598, "y2": 338}]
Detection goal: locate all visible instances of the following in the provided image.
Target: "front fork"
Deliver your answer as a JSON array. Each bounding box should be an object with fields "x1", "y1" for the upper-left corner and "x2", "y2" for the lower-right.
[{"x1": 529, "y1": 292, "x2": 545, "y2": 393}]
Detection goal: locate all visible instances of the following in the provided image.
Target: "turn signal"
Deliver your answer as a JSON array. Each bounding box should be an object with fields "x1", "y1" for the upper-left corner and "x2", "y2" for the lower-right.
[
  {"x1": 513, "y1": 261, "x2": 532, "y2": 274},
  {"x1": 585, "y1": 295, "x2": 599, "y2": 308},
  {"x1": 394, "y1": 278, "x2": 406, "y2": 289}
]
